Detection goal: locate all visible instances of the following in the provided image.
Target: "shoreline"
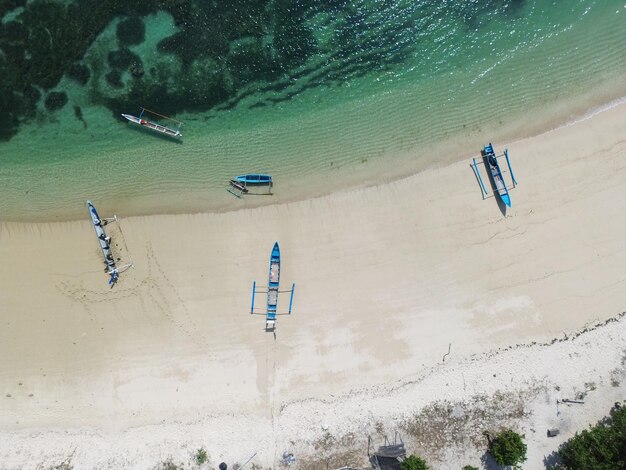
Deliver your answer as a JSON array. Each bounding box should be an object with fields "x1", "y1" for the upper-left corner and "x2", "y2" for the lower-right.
[
  {"x1": 1, "y1": 94, "x2": 625, "y2": 468},
  {"x1": 1, "y1": 86, "x2": 625, "y2": 223}
]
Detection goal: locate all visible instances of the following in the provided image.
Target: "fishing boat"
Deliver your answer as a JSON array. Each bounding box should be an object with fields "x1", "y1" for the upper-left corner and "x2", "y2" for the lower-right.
[
  {"x1": 235, "y1": 174, "x2": 272, "y2": 186},
  {"x1": 86, "y1": 201, "x2": 132, "y2": 285},
  {"x1": 228, "y1": 174, "x2": 273, "y2": 197},
  {"x1": 266, "y1": 242, "x2": 281, "y2": 329},
  {"x1": 250, "y1": 242, "x2": 296, "y2": 331},
  {"x1": 483, "y1": 143, "x2": 511, "y2": 207},
  {"x1": 227, "y1": 179, "x2": 249, "y2": 198},
  {"x1": 472, "y1": 143, "x2": 518, "y2": 208},
  {"x1": 121, "y1": 107, "x2": 182, "y2": 138},
  {"x1": 87, "y1": 200, "x2": 118, "y2": 284}
]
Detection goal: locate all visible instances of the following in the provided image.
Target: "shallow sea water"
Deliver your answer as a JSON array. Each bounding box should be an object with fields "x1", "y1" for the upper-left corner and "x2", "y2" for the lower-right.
[{"x1": 0, "y1": 0, "x2": 624, "y2": 221}]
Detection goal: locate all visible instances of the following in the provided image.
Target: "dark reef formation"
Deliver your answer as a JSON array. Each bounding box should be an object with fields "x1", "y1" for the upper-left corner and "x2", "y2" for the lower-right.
[
  {"x1": 116, "y1": 16, "x2": 145, "y2": 46},
  {"x1": 108, "y1": 48, "x2": 141, "y2": 71},
  {"x1": 67, "y1": 62, "x2": 91, "y2": 85},
  {"x1": 44, "y1": 91, "x2": 68, "y2": 111},
  {"x1": 0, "y1": 0, "x2": 163, "y2": 140},
  {"x1": 73, "y1": 105, "x2": 88, "y2": 128},
  {"x1": 0, "y1": 0, "x2": 524, "y2": 141},
  {"x1": 105, "y1": 69, "x2": 124, "y2": 89}
]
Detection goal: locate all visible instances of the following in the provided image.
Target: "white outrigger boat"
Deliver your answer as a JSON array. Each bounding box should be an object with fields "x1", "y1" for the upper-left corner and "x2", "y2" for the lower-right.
[
  {"x1": 122, "y1": 107, "x2": 182, "y2": 138},
  {"x1": 86, "y1": 200, "x2": 133, "y2": 286}
]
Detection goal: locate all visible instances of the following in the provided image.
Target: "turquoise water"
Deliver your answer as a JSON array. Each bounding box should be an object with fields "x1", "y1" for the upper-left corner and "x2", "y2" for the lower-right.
[{"x1": 0, "y1": 0, "x2": 624, "y2": 221}]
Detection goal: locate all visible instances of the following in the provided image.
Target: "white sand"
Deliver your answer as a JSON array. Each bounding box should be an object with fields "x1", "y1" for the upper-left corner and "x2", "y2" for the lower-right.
[{"x1": 0, "y1": 103, "x2": 625, "y2": 469}]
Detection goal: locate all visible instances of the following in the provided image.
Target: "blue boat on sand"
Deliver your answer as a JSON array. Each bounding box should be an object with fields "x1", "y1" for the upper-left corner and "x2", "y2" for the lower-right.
[
  {"x1": 472, "y1": 143, "x2": 518, "y2": 208},
  {"x1": 266, "y1": 242, "x2": 281, "y2": 329},
  {"x1": 250, "y1": 242, "x2": 296, "y2": 331},
  {"x1": 483, "y1": 143, "x2": 511, "y2": 207}
]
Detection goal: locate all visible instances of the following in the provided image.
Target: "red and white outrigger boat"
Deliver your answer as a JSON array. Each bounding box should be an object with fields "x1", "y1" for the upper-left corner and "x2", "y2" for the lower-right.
[{"x1": 122, "y1": 107, "x2": 183, "y2": 138}]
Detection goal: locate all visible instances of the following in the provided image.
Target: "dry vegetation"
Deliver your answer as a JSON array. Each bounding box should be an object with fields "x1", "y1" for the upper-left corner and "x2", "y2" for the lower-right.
[{"x1": 400, "y1": 384, "x2": 544, "y2": 463}]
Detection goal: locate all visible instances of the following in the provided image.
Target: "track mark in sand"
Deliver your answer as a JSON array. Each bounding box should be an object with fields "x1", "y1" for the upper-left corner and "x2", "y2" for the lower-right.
[
  {"x1": 56, "y1": 275, "x2": 146, "y2": 311},
  {"x1": 56, "y1": 242, "x2": 210, "y2": 352},
  {"x1": 55, "y1": 279, "x2": 98, "y2": 322},
  {"x1": 472, "y1": 225, "x2": 528, "y2": 247},
  {"x1": 143, "y1": 242, "x2": 209, "y2": 349},
  {"x1": 265, "y1": 332, "x2": 280, "y2": 466}
]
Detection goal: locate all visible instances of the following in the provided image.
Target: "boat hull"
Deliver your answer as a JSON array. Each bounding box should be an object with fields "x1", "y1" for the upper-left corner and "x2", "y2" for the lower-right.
[
  {"x1": 484, "y1": 144, "x2": 511, "y2": 207},
  {"x1": 266, "y1": 242, "x2": 280, "y2": 327},
  {"x1": 236, "y1": 174, "x2": 272, "y2": 185},
  {"x1": 86, "y1": 200, "x2": 118, "y2": 282},
  {"x1": 121, "y1": 114, "x2": 182, "y2": 138}
]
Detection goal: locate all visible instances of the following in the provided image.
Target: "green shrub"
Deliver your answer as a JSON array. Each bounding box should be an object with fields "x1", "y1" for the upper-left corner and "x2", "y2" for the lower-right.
[
  {"x1": 462, "y1": 466, "x2": 479, "y2": 470},
  {"x1": 401, "y1": 454, "x2": 429, "y2": 470},
  {"x1": 489, "y1": 429, "x2": 527, "y2": 469},
  {"x1": 558, "y1": 403, "x2": 626, "y2": 469},
  {"x1": 195, "y1": 447, "x2": 208, "y2": 465}
]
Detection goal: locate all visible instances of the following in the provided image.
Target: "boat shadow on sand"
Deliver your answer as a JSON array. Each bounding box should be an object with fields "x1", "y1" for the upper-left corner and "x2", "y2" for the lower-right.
[
  {"x1": 470, "y1": 154, "x2": 508, "y2": 217},
  {"x1": 122, "y1": 120, "x2": 184, "y2": 144}
]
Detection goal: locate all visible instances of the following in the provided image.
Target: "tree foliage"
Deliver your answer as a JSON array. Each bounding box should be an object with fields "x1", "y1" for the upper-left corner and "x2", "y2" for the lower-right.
[
  {"x1": 558, "y1": 403, "x2": 626, "y2": 469},
  {"x1": 462, "y1": 466, "x2": 479, "y2": 470},
  {"x1": 489, "y1": 429, "x2": 527, "y2": 468},
  {"x1": 401, "y1": 454, "x2": 429, "y2": 470}
]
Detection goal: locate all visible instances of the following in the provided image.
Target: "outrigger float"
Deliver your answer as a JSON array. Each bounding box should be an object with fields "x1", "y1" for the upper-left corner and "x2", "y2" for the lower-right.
[
  {"x1": 86, "y1": 201, "x2": 133, "y2": 286},
  {"x1": 471, "y1": 143, "x2": 518, "y2": 207},
  {"x1": 228, "y1": 174, "x2": 273, "y2": 198},
  {"x1": 122, "y1": 107, "x2": 183, "y2": 139},
  {"x1": 250, "y1": 242, "x2": 295, "y2": 331}
]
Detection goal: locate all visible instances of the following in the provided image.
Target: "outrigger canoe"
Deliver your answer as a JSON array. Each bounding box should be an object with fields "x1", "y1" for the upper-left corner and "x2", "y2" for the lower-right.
[
  {"x1": 122, "y1": 114, "x2": 182, "y2": 138},
  {"x1": 122, "y1": 108, "x2": 182, "y2": 138},
  {"x1": 266, "y1": 242, "x2": 281, "y2": 329},
  {"x1": 250, "y1": 242, "x2": 295, "y2": 330},
  {"x1": 483, "y1": 143, "x2": 511, "y2": 207},
  {"x1": 228, "y1": 174, "x2": 273, "y2": 198},
  {"x1": 236, "y1": 174, "x2": 272, "y2": 185},
  {"x1": 86, "y1": 200, "x2": 118, "y2": 284}
]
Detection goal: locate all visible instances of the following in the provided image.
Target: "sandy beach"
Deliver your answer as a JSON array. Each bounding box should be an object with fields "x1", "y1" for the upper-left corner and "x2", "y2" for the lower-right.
[{"x1": 1, "y1": 102, "x2": 625, "y2": 469}]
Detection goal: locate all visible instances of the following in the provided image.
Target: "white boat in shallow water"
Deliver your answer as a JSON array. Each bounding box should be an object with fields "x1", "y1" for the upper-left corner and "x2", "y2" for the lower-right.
[{"x1": 122, "y1": 108, "x2": 182, "y2": 138}]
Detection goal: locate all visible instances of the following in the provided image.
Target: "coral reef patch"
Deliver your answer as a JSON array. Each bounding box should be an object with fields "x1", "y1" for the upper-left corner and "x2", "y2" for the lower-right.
[
  {"x1": 44, "y1": 91, "x2": 68, "y2": 111},
  {"x1": 105, "y1": 70, "x2": 124, "y2": 89},
  {"x1": 67, "y1": 62, "x2": 91, "y2": 85},
  {"x1": 0, "y1": 0, "x2": 525, "y2": 140},
  {"x1": 108, "y1": 48, "x2": 141, "y2": 71},
  {"x1": 116, "y1": 16, "x2": 145, "y2": 46}
]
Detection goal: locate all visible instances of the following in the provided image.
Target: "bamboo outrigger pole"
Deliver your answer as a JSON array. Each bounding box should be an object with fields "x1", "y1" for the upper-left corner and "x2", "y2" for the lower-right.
[{"x1": 139, "y1": 107, "x2": 184, "y2": 126}]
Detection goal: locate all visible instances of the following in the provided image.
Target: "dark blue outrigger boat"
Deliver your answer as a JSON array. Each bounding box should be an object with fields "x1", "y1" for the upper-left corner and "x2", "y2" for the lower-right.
[
  {"x1": 250, "y1": 242, "x2": 296, "y2": 331},
  {"x1": 86, "y1": 200, "x2": 132, "y2": 286},
  {"x1": 472, "y1": 143, "x2": 518, "y2": 207}
]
